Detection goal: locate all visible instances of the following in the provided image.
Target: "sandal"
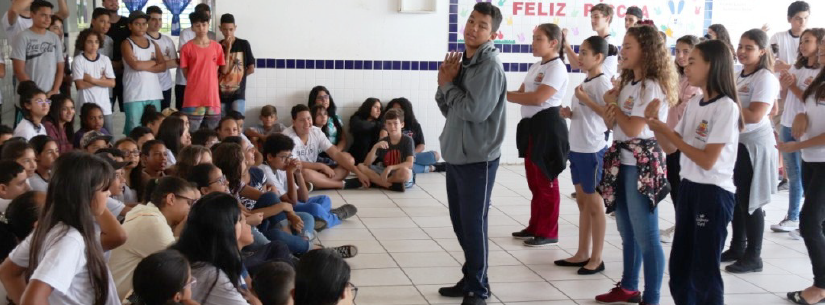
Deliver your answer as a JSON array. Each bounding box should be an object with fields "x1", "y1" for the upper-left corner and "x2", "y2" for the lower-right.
[
  {"x1": 787, "y1": 291, "x2": 825, "y2": 304},
  {"x1": 331, "y1": 245, "x2": 359, "y2": 258}
]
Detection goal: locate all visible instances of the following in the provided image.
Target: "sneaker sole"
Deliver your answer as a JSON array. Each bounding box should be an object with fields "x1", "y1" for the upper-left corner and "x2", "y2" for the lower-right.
[
  {"x1": 512, "y1": 236, "x2": 533, "y2": 240},
  {"x1": 523, "y1": 241, "x2": 559, "y2": 247},
  {"x1": 725, "y1": 267, "x2": 763, "y2": 274},
  {"x1": 771, "y1": 226, "x2": 797, "y2": 232}
]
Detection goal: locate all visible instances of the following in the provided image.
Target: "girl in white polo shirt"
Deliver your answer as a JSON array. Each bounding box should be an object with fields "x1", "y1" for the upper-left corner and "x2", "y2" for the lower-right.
[
  {"x1": 556, "y1": 35, "x2": 615, "y2": 274},
  {"x1": 507, "y1": 23, "x2": 569, "y2": 248},
  {"x1": 648, "y1": 39, "x2": 743, "y2": 305},
  {"x1": 778, "y1": 34, "x2": 825, "y2": 304},
  {"x1": 773, "y1": 28, "x2": 825, "y2": 235},
  {"x1": 722, "y1": 29, "x2": 781, "y2": 274}
]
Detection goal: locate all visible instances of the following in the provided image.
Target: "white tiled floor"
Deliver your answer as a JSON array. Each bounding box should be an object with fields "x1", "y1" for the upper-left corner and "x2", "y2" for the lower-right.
[{"x1": 315, "y1": 165, "x2": 812, "y2": 305}]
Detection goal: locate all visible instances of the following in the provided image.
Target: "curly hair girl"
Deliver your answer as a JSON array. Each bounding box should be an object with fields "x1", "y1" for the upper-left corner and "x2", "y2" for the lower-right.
[{"x1": 619, "y1": 24, "x2": 679, "y2": 107}]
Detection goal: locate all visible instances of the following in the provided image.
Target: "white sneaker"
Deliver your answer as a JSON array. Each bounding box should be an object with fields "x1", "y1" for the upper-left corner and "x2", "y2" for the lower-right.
[
  {"x1": 660, "y1": 226, "x2": 675, "y2": 243},
  {"x1": 770, "y1": 218, "x2": 800, "y2": 232},
  {"x1": 790, "y1": 229, "x2": 802, "y2": 240}
]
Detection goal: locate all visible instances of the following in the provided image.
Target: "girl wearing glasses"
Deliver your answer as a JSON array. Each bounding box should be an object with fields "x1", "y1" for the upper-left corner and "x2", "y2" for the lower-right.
[
  {"x1": 13, "y1": 81, "x2": 50, "y2": 141},
  {"x1": 126, "y1": 249, "x2": 200, "y2": 305},
  {"x1": 110, "y1": 176, "x2": 200, "y2": 300}
]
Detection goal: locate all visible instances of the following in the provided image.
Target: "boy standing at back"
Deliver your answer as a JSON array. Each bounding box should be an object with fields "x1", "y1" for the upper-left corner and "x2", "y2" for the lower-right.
[
  {"x1": 179, "y1": 11, "x2": 228, "y2": 131},
  {"x1": 562, "y1": 3, "x2": 618, "y2": 78},
  {"x1": 89, "y1": 8, "x2": 115, "y2": 58},
  {"x1": 175, "y1": 3, "x2": 217, "y2": 110},
  {"x1": 145, "y1": 5, "x2": 178, "y2": 110},
  {"x1": 435, "y1": 3, "x2": 507, "y2": 305},
  {"x1": 772, "y1": 1, "x2": 810, "y2": 73},
  {"x1": 218, "y1": 13, "x2": 256, "y2": 115},
  {"x1": 11, "y1": 1, "x2": 63, "y2": 96}
]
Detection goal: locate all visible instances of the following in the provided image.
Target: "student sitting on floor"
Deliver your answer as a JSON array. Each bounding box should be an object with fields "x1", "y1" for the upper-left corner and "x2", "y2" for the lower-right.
[{"x1": 357, "y1": 108, "x2": 414, "y2": 192}]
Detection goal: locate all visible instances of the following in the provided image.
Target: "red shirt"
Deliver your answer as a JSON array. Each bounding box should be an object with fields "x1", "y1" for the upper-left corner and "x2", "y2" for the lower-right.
[{"x1": 180, "y1": 40, "x2": 225, "y2": 110}]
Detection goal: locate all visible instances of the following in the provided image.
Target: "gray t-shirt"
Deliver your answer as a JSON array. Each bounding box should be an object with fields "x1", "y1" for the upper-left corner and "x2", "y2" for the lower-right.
[
  {"x1": 376, "y1": 135, "x2": 414, "y2": 166},
  {"x1": 11, "y1": 29, "x2": 64, "y2": 92}
]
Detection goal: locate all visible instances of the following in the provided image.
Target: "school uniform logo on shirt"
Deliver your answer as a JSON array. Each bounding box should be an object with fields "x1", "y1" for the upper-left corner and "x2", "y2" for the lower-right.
[
  {"x1": 622, "y1": 97, "x2": 634, "y2": 112},
  {"x1": 534, "y1": 72, "x2": 545, "y2": 83},
  {"x1": 804, "y1": 77, "x2": 814, "y2": 87},
  {"x1": 738, "y1": 85, "x2": 750, "y2": 94},
  {"x1": 695, "y1": 120, "x2": 709, "y2": 142}
]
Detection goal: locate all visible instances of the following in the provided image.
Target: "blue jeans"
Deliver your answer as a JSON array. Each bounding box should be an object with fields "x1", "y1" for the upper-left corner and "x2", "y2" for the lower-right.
[
  {"x1": 781, "y1": 126, "x2": 805, "y2": 220},
  {"x1": 254, "y1": 192, "x2": 314, "y2": 254},
  {"x1": 413, "y1": 151, "x2": 439, "y2": 173},
  {"x1": 615, "y1": 165, "x2": 665, "y2": 304},
  {"x1": 294, "y1": 195, "x2": 341, "y2": 228},
  {"x1": 222, "y1": 99, "x2": 246, "y2": 116}
]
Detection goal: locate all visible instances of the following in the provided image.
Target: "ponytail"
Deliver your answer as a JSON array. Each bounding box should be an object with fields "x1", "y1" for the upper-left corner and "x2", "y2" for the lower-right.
[
  {"x1": 582, "y1": 36, "x2": 616, "y2": 63},
  {"x1": 536, "y1": 23, "x2": 564, "y2": 61},
  {"x1": 140, "y1": 104, "x2": 164, "y2": 127},
  {"x1": 17, "y1": 81, "x2": 45, "y2": 120}
]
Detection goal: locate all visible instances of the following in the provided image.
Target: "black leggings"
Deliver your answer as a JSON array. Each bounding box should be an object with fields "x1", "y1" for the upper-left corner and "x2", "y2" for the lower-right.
[
  {"x1": 800, "y1": 161, "x2": 825, "y2": 288},
  {"x1": 666, "y1": 150, "x2": 681, "y2": 207},
  {"x1": 730, "y1": 143, "x2": 765, "y2": 258}
]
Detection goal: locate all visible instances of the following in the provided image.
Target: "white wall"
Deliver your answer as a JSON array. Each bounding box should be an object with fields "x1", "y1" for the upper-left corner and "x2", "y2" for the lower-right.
[{"x1": 218, "y1": 0, "x2": 565, "y2": 164}]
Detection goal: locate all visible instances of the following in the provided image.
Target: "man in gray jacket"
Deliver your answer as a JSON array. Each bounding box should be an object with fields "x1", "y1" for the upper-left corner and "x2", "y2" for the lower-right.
[{"x1": 434, "y1": 3, "x2": 506, "y2": 305}]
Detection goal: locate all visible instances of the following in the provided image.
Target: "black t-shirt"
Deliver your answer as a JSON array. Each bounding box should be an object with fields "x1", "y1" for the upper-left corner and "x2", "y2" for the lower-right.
[
  {"x1": 402, "y1": 122, "x2": 425, "y2": 147},
  {"x1": 219, "y1": 38, "x2": 255, "y2": 102},
  {"x1": 107, "y1": 16, "x2": 130, "y2": 63},
  {"x1": 377, "y1": 135, "x2": 414, "y2": 166}
]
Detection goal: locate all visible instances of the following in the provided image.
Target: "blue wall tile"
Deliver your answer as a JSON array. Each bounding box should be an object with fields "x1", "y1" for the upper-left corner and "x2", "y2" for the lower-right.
[
  {"x1": 354, "y1": 60, "x2": 363, "y2": 70},
  {"x1": 364, "y1": 61, "x2": 373, "y2": 70},
  {"x1": 306, "y1": 60, "x2": 315, "y2": 69},
  {"x1": 402, "y1": 61, "x2": 411, "y2": 70},
  {"x1": 297, "y1": 60, "x2": 305, "y2": 69},
  {"x1": 286, "y1": 59, "x2": 295, "y2": 69},
  {"x1": 267, "y1": 59, "x2": 276, "y2": 68},
  {"x1": 411, "y1": 61, "x2": 419, "y2": 70},
  {"x1": 345, "y1": 60, "x2": 354, "y2": 69},
  {"x1": 256, "y1": 58, "x2": 265, "y2": 68},
  {"x1": 335, "y1": 60, "x2": 344, "y2": 69}
]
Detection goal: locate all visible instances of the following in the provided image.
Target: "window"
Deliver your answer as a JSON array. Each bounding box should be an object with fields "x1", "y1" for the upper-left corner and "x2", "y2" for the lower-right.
[{"x1": 116, "y1": 0, "x2": 199, "y2": 34}]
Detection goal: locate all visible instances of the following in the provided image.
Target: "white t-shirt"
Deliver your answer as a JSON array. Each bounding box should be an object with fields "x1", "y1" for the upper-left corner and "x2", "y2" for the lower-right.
[
  {"x1": 28, "y1": 173, "x2": 48, "y2": 192},
  {"x1": 110, "y1": 203, "x2": 176, "y2": 300},
  {"x1": 13, "y1": 118, "x2": 46, "y2": 140},
  {"x1": 123, "y1": 37, "x2": 163, "y2": 102},
  {"x1": 603, "y1": 35, "x2": 619, "y2": 79},
  {"x1": 736, "y1": 68, "x2": 780, "y2": 134},
  {"x1": 770, "y1": 30, "x2": 801, "y2": 66},
  {"x1": 259, "y1": 164, "x2": 290, "y2": 196},
  {"x1": 570, "y1": 73, "x2": 611, "y2": 153},
  {"x1": 801, "y1": 96, "x2": 825, "y2": 162},
  {"x1": 1, "y1": 12, "x2": 32, "y2": 46},
  {"x1": 190, "y1": 264, "x2": 248, "y2": 305},
  {"x1": 176, "y1": 28, "x2": 217, "y2": 86},
  {"x1": 73, "y1": 53, "x2": 116, "y2": 115},
  {"x1": 520, "y1": 58, "x2": 568, "y2": 118},
  {"x1": 9, "y1": 223, "x2": 121, "y2": 305},
  {"x1": 675, "y1": 94, "x2": 740, "y2": 193},
  {"x1": 146, "y1": 32, "x2": 177, "y2": 91},
  {"x1": 781, "y1": 66, "x2": 821, "y2": 127},
  {"x1": 106, "y1": 197, "x2": 125, "y2": 217},
  {"x1": 283, "y1": 126, "x2": 334, "y2": 163},
  {"x1": 614, "y1": 79, "x2": 669, "y2": 165}
]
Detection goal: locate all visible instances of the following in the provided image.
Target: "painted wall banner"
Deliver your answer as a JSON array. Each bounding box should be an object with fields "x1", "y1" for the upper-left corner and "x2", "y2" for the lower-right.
[{"x1": 454, "y1": 0, "x2": 706, "y2": 47}]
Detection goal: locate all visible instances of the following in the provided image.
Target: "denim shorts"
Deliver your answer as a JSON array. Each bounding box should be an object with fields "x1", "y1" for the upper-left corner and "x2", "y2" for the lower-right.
[{"x1": 569, "y1": 148, "x2": 607, "y2": 194}]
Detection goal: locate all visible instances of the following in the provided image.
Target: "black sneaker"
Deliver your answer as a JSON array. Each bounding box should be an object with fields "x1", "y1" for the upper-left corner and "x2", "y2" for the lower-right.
[
  {"x1": 330, "y1": 244, "x2": 359, "y2": 258},
  {"x1": 721, "y1": 248, "x2": 744, "y2": 262},
  {"x1": 725, "y1": 256, "x2": 763, "y2": 273},
  {"x1": 462, "y1": 295, "x2": 486, "y2": 305},
  {"x1": 523, "y1": 237, "x2": 558, "y2": 247},
  {"x1": 433, "y1": 162, "x2": 447, "y2": 173},
  {"x1": 314, "y1": 218, "x2": 328, "y2": 232},
  {"x1": 331, "y1": 204, "x2": 358, "y2": 220},
  {"x1": 389, "y1": 183, "x2": 406, "y2": 192},
  {"x1": 438, "y1": 281, "x2": 464, "y2": 298},
  {"x1": 511, "y1": 229, "x2": 534, "y2": 240},
  {"x1": 343, "y1": 178, "x2": 362, "y2": 189}
]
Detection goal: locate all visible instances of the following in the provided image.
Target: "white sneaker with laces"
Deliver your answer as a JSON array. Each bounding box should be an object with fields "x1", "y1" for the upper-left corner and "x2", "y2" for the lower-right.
[
  {"x1": 770, "y1": 218, "x2": 800, "y2": 232},
  {"x1": 660, "y1": 226, "x2": 675, "y2": 243}
]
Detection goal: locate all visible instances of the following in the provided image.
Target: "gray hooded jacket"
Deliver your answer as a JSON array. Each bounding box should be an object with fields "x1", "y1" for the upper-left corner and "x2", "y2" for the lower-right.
[{"x1": 435, "y1": 41, "x2": 507, "y2": 165}]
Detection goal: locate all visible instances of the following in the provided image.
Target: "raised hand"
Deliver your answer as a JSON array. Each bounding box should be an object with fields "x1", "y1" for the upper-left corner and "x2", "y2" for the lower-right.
[{"x1": 644, "y1": 99, "x2": 662, "y2": 120}]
